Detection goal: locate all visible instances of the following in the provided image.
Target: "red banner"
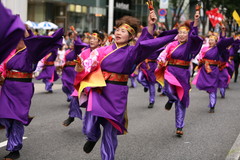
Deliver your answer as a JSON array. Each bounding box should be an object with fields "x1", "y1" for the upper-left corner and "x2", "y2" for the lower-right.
[{"x1": 206, "y1": 8, "x2": 223, "y2": 27}]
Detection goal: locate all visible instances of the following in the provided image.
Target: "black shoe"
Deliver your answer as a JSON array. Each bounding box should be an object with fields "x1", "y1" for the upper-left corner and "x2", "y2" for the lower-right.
[
  {"x1": 144, "y1": 87, "x2": 148, "y2": 92},
  {"x1": 157, "y1": 87, "x2": 161, "y2": 93},
  {"x1": 165, "y1": 101, "x2": 173, "y2": 111},
  {"x1": 4, "y1": 151, "x2": 20, "y2": 159},
  {"x1": 0, "y1": 124, "x2": 5, "y2": 130},
  {"x1": 209, "y1": 107, "x2": 215, "y2": 113},
  {"x1": 63, "y1": 117, "x2": 74, "y2": 126},
  {"x1": 83, "y1": 141, "x2": 97, "y2": 153},
  {"x1": 176, "y1": 128, "x2": 183, "y2": 137},
  {"x1": 159, "y1": 92, "x2": 166, "y2": 96},
  {"x1": 148, "y1": 103, "x2": 154, "y2": 108},
  {"x1": 47, "y1": 90, "x2": 53, "y2": 93}
]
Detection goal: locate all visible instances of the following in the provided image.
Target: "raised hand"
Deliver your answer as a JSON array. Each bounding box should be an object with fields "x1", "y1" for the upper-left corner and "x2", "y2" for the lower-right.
[
  {"x1": 147, "y1": 10, "x2": 157, "y2": 35},
  {"x1": 148, "y1": 10, "x2": 157, "y2": 25},
  {"x1": 194, "y1": 4, "x2": 201, "y2": 27}
]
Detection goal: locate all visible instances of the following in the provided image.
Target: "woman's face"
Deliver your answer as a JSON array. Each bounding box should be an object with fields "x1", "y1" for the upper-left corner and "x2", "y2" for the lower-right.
[
  {"x1": 178, "y1": 30, "x2": 188, "y2": 43},
  {"x1": 114, "y1": 27, "x2": 132, "y2": 46},
  {"x1": 209, "y1": 38, "x2": 217, "y2": 47},
  {"x1": 90, "y1": 36, "x2": 100, "y2": 50}
]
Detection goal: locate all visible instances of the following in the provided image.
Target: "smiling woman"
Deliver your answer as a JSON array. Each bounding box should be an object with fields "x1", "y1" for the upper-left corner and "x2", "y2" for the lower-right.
[
  {"x1": 73, "y1": 8, "x2": 180, "y2": 159},
  {"x1": 114, "y1": 16, "x2": 140, "y2": 46},
  {"x1": 155, "y1": 9, "x2": 203, "y2": 137}
]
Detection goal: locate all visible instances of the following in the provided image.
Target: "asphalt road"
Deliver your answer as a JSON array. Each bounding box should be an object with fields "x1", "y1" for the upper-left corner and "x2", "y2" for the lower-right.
[{"x1": 1, "y1": 79, "x2": 240, "y2": 160}]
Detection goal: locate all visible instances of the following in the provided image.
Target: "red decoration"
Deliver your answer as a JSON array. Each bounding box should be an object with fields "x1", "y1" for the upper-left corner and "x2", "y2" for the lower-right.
[
  {"x1": 206, "y1": 8, "x2": 223, "y2": 27},
  {"x1": 147, "y1": 0, "x2": 154, "y2": 11}
]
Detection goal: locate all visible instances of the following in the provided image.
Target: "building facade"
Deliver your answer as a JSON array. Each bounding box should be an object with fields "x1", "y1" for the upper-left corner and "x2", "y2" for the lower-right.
[
  {"x1": 28, "y1": 0, "x2": 107, "y2": 33},
  {"x1": 1, "y1": 0, "x2": 28, "y2": 22}
]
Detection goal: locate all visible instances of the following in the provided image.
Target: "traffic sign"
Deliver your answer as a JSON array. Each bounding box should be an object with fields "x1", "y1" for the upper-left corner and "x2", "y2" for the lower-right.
[
  {"x1": 159, "y1": 16, "x2": 165, "y2": 22},
  {"x1": 158, "y1": 9, "x2": 167, "y2": 16}
]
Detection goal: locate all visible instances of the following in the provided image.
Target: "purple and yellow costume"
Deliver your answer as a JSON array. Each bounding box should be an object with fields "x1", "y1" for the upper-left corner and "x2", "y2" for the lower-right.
[
  {"x1": 75, "y1": 28, "x2": 178, "y2": 159},
  {"x1": 0, "y1": 29, "x2": 63, "y2": 152}
]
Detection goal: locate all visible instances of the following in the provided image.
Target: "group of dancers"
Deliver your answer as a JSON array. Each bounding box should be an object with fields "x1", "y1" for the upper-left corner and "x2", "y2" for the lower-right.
[{"x1": 0, "y1": 2, "x2": 240, "y2": 160}]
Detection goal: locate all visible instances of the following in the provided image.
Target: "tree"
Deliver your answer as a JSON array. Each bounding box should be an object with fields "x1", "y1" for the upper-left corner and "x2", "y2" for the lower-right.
[{"x1": 200, "y1": 0, "x2": 240, "y2": 36}]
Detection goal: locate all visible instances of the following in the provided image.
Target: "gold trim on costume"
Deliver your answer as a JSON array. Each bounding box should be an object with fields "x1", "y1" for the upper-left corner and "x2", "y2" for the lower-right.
[
  {"x1": 6, "y1": 47, "x2": 27, "y2": 64},
  {"x1": 101, "y1": 43, "x2": 128, "y2": 63}
]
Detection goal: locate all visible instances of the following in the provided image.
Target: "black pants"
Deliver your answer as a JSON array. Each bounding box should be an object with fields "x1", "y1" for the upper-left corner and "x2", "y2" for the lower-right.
[
  {"x1": 234, "y1": 61, "x2": 240, "y2": 82},
  {"x1": 191, "y1": 62, "x2": 198, "y2": 77}
]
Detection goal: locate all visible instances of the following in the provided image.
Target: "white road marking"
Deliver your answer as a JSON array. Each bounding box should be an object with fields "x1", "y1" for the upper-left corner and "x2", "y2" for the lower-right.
[
  {"x1": 225, "y1": 133, "x2": 240, "y2": 160},
  {"x1": 0, "y1": 137, "x2": 27, "y2": 148}
]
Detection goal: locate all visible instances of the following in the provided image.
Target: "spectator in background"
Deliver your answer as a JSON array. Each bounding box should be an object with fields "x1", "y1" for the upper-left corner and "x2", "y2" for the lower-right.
[{"x1": 66, "y1": 31, "x2": 74, "y2": 49}]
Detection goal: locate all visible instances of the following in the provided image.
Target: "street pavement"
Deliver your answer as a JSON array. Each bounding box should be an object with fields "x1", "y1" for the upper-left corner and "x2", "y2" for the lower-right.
[{"x1": 0, "y1": 79, "x2": 240, "y2": 160}]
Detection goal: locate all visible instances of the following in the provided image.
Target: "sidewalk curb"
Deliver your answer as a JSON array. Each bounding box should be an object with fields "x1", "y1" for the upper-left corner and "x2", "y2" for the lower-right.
[{"x1": 226, "y1": 133, "x2": 240, "y2": 160}]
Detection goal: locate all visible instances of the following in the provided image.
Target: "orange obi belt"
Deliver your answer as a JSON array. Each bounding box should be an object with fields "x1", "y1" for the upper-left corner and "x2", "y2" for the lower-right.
[
  {"x1": 6, "y1": 70, "x2": 32, "y2": 82},
  {"x1": 145, "y1": 59, "x2": 157, "y2": 63},
  {"x1": 229, "y1": 56, "x2": 234, "y2": 60},
  {"x1": 167, "y1": 58, "x2": 190, "y2": 69},
  {"x1": 144, "y1": 59, "x2": 157, "y2": 70},
  {"x1": 44, "y1": 61, "x2": 54, "y2": 66},
  {"x1": 199, "y1": 59, "x2": 220, "y2": 73},
  {"x1": 199, "y1": 58, "x2": 220, "y2": 66},
  {"x1": 219, "y1": 62, "x2": 227, "y2": 71},
  {"x1": 64, "y1": 61, "x2": 76, "y2": 67},
  {"x1": 102, "y1": 71, "x2": 128, "y2": 85}
]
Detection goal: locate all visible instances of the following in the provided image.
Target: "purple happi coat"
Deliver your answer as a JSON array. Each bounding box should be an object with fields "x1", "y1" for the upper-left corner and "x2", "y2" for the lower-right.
[
  {"x1": 218, "y1": 47, "x2": 230, "y2": 88},
  {"x1": 61, "y1": 37, "x2": 88, "y2": 94},
  {"x1": 0, "y1": 29, "x2": 63, "y2": 125},
  {"x1": 227, "y1": 40, "x2": 240, "y2": 78},
  {"x1": 0, "y1": 2, "x2": 25, "y2": 63},
  {"x1": 139, "y1": 47, "x2": 165, "y2": 83},
  {"x1": 35, "y1": 49, "x2": 59, "y2": 82},
  {"x1": 193, "y1": 37, "x2": 234, "y2": 92},
  {"x1": 78, "y1": 28, "x2": 178, "y2": 133},
  {"x1": 163, "y1": 25, "x2": 203, "y2": 107}
]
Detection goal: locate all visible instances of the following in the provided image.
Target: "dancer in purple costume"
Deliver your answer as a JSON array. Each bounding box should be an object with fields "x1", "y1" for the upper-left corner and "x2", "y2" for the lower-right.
[
  {"x1": 227, "y1": 34, "x2": 240, "y2": 80},
  {"x1": 61, "y1": 29, "x2": 88, "y2": 102},
  {"x1": 74, "y1": 10, "x2": 179, "y2": 159},
  {"x1": 233, "y1": 32, "x2": 240, "y2": 82},
  {"x1": 193, "y1": 27, "x2": 234, "y2": 113},
  {"x1": 0, "y1": 26, "x2": 63, "y2": 159},
  {"x1": 63, "y1": 30, "x2": 104, "y2": 126},
  {"x1": 137, "y1": 47, "x2": 165, "y2": 108},
  {"x1": 35, "y1": 48, "x2": 59, "y2": 93},
  {"x1": 217, "y1": 27, "x2": 234, "y2": 98},
  {"x1": 156, "y1": 9, "x2": 203, "y2": 136}
]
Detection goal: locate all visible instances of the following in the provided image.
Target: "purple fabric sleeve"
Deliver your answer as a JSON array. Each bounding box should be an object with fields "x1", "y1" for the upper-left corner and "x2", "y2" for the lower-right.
[
  {"x1": 0, "y1": 2, "x2": 25, "y2": 63},
  {"x1": 74, "y1": 36, "x2": 89, "y2": 55},
  {"x1": 217, "y1": 37, "x2": 234, "y2": 58},
  {"x1": 24, "y1": 28, "x2": 64, "y2": 63},
  {"x1": 188, "y1": 26, "x2": 203, "y2": 58},
  {"x1": 132, "y1": 28, "x2": 178, "y2": 65}
]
